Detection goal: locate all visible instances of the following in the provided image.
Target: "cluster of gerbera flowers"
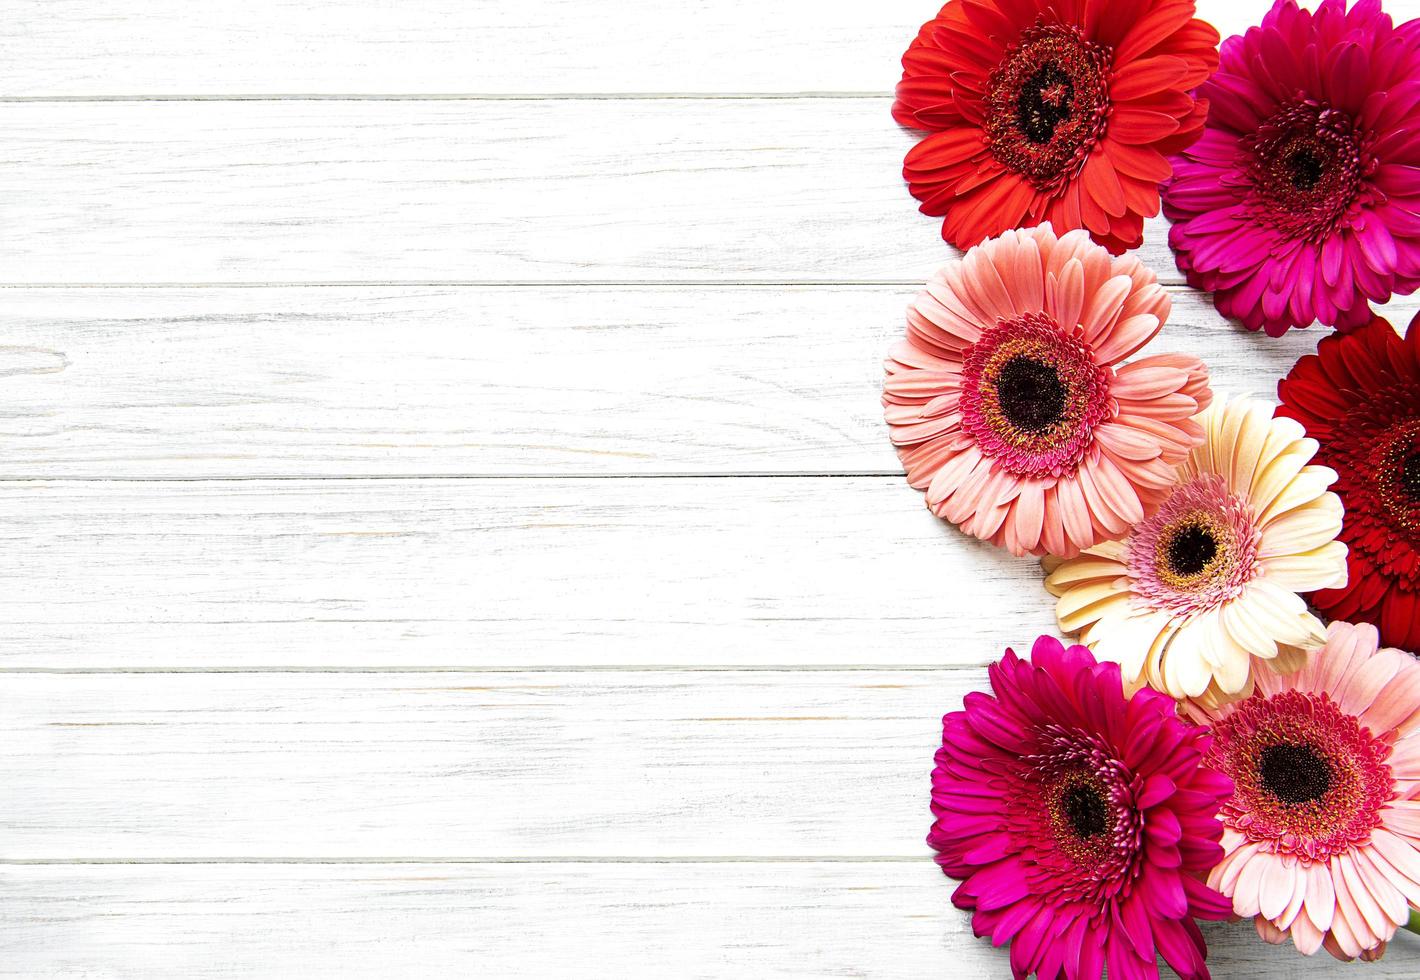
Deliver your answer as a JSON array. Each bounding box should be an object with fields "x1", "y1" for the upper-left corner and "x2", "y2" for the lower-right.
[{"x1": 885, "y1": 0, "x2": 1420, "y2": 976}]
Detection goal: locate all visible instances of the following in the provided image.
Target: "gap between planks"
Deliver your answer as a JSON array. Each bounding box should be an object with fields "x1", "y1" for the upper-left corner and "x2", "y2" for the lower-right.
[
  {"x1": 0, "y1": 856, "x2": 923, "y2": 865},
  {"x1": 0, "y1": 93, "x2": 893, "y2": 103}
]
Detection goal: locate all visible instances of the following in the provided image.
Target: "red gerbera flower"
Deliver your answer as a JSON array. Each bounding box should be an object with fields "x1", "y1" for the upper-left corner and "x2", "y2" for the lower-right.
[
  {"x1": 893, "y1": 0, "x2": 1219, "y2": 254},
  {"x1": 1276, "y1": 310, "x2": 1420, "y2": 651}
]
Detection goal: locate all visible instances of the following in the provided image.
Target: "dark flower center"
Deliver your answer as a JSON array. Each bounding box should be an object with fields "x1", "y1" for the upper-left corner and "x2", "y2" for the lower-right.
[
  {"x1": 1369, "y1": 420, "x2": 1420, "y2": 540},
  {"x1": 995, "y1": 355, "x2": 1067, "y2": 432},
  {"x1": 984, "y1": 24, "x2": 1111, "y2": 190},
  {"x1": 1017, "y1": 63, "x2": 1075, "y2": 144},
  {"x1": 1403, "y1": 451, "x2": 1420, "y2": 502},
  {"x1": 1286, "y1": 147, "x2": 1325, "y2": 190},
  {"x1": 1166, "y1": 524, "x2": 1218, "y2": 577},
  {"x1": 1248, "y1": 101, "x2": 1367, "y2": 241},
  {"x1": 1259, "y1": 743, "x2": 1332, "y2": 805},
  {"x1": 1061, "y1": 783, "x2": 1108, "y2": 839}
]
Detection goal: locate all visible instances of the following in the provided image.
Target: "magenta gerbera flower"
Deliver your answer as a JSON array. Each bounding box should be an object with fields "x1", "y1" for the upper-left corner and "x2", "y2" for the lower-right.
[
  {"x1": 929, "y1": 635, "x2": 1234, "y2": 980},
  {"x1": 1162, "y1": 0, "x2": 1420, "y2": 336}
]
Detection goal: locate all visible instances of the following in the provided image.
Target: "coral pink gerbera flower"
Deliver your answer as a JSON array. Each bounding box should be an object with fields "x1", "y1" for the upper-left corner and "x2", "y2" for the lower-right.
[
  {"x1": 894, "y1": 0, "x2": 1219, "y2": 254},
  {"x1": 884, "y1": 224, "x2": 1212, "y2": 558},
  {"x1": 1277, "y1": 310, "x2": 1420, "y2": 651},
  {"x1": 1186, "y1": 621, "x2": 1420, "y2": 960},
  {"x1": 930, "y1": 635, "x2": 1233, "y2": 980},
  {"x1": 1162, "y1": 0, "x2": 1420, "y2": 336}
]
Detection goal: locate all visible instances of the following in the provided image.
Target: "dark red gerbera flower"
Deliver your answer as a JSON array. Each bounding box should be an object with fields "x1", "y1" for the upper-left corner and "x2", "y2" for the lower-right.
[
  {"x1": 1276, "y1": 311, "x2": 1420, "y2": 651},
  {"x1": 893, "y1": 0, "x2": 1219, "y2": 254}
]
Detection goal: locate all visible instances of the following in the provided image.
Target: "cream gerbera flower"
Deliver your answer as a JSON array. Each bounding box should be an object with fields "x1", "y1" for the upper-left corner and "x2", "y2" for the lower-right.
[{"x1": 1044, "y1": 396, "x2": 1348, "y2": 704}]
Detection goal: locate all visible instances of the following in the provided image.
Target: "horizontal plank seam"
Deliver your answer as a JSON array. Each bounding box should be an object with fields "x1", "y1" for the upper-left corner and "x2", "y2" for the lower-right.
[
  {"x1": 0, "y1": 93, "x2": 898, "y2": 103},
  {"x1": 0, "y1": 473, "x2": 910, "y2": 483},
  {"x1": 0, "y1": 279, "x2": 1197, "y2": 289},
  {"x1": 0, "y1": 856, "x2": 929, "y2": 865},
  {"x1": 0, "y1": 664, "x2": 987, "y2": 674}
]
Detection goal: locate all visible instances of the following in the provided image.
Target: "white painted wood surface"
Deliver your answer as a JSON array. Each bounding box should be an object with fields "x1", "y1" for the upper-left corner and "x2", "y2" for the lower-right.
[
  {"x1": 4, "y1": 863, "x2": 1418, "y2": 980},
  {"x1": 0, "y1": 99, "x2": 1256, "y2": 285},
  {"x1": 0, "y1": 479, "x2": 1062, "y2": 670},
  {"x1": 0, "y1": 0, "x2": 1299, "y2": 97},
  {"x1": 7, "y1": 0, "x2": 1420, "y2": 976},
  {"x1": 2, "y1": 287, "x2": 1413, "y2": 479}
]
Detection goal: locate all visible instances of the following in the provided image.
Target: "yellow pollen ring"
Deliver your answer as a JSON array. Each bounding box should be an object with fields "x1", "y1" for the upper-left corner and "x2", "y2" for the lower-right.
[{"x1": 1153, "y1": 511, "x2": 1233, "y2": 591}]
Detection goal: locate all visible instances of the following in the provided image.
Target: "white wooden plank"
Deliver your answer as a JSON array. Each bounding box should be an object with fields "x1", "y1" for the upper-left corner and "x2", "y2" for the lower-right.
[
  {"x1": 5, "y1": 286, "x2": 1411, "y2": 480},
  {"x1": 0, "y1": 478, "x2": 1059, "y2": 669},
  {"x1": 0, "y1": 0, "x2": 1317, "y2": 98},
  {"x1": 2, "y1": 669, "x2": 960, "y2": 858},
  {"x1": 3, "y1": 862, "x2": 1413, "y2": 980},
  {"x1": 2, "y1": 0, "x2": 927, "y2": 98},
  {"x1": 2, "y1": 98, "x2": 1207, "y2": 285}
]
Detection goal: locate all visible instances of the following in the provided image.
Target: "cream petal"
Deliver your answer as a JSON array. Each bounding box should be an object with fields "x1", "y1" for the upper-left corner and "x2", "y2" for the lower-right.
[
  {"x1": 1221, "y1": 600, "x2": 1280, "y2": 661},
  {"x1": 1257, "y1": 464, "x2": 1337, "y2": 527},
  {"x1": 1159, "y1": 621, "x2": 1214, "y2": 698},
  {"x1": 1224, "y1": 397, "x2": 1273, "y2": 493},
  {"x1": 1257, "y1": 495, "x2": 1344, "y2": 557},
  {"x1": 1051, "y1": 573, "x2": 1118, "y2": 618},
  {"x1": 1088, "y1": 609, "x2": 1170, "y2": 686},
  {"x1": 1266, "y1": 643, "x2": 1311, "y2": 680},
  {"x1": 1043, "y1": 555, "x2": 1126, "y2": 591},
  {"x1": 1257, "y1": 541, "x2": 1349, "y2": 591},
  {"x1": 1238, "y1": 580, "x2": 1325, "y2": 650}
]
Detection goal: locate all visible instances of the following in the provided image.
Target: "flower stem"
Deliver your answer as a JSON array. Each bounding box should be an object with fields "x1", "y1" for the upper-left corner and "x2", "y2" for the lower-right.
[{"x1": 1407, "y1": 908, "x2": 1420, "y2": 937}]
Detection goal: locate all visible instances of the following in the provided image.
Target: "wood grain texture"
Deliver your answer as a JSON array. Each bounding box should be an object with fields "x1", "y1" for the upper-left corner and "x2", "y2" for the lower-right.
[
  {"x1": 2, "y1": 98, "x2": 1215, "y2": 285},
  {"x1": 4, "y1": 862, "x2": 1414, "y2": 980},
  {"x1": 3, "y1": 668, "x2": 960, "y2": 858},
  {"x1": 0, "y1": 477, "x2": 1059, "y2": 669},
  {"x1": 5, "y1": 286, "x2": 1412, "y2": 479},
  {"x1": 0, "y1": 0, "x2": 1305, "y2": 98}
]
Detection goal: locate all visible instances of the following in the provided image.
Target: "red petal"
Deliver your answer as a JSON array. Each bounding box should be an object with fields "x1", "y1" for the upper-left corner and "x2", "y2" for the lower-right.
[
  {"x1": 1108, "y1": 107, "x2": 1180, "y2": 144},
  {"x1": 1110, "y1": 55, "x2": 1190, "y2": 101},
  {"x1": 1082, "y1": 152, "x2": 1128, "y2": 217}
]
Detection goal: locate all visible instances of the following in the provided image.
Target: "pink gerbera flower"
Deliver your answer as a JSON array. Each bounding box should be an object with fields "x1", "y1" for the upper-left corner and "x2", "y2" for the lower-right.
[
  {"x1": 1161, "y1": 0, "x2": 1420, "y2": 336},
  {"x1": 930, "y1": 635, "x2": 1234, "y2": 980},
  {"x1": 884, "y1": 224, "x2": 1212, "y2": 557},
  {"x1": 1186, "y1": 621, "x2": 1420, "y2": 961}
]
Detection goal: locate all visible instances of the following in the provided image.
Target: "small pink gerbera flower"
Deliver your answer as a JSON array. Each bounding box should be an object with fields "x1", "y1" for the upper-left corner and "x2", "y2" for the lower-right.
[
  {"x1": 930, "y1": 635, "x2": 1234, "y2": 980},
  {"x1": 884, "y1": 224, "x2": 1212, "y2": 557},
  {"x1": 1186, "y1": 621, "x2": 1420, "y2": 961},
  {"x1": 1162, "y1": 0, "x2": 1420, "y2": 336}
]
